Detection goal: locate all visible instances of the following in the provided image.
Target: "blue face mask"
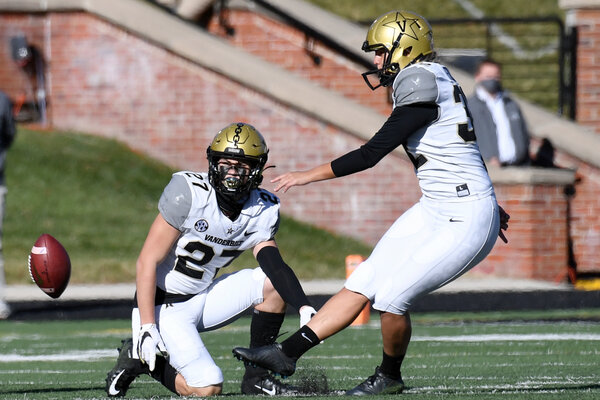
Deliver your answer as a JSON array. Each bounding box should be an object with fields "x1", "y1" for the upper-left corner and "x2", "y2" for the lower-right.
[{"x1": 480, "y1": 79, "x2": 502, "y2": 95}]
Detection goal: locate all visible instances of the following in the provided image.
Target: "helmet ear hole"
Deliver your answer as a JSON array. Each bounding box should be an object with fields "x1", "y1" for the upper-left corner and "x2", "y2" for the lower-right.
[{"x1": 403, "y1": 46, "x2": 412, "y2": 57}]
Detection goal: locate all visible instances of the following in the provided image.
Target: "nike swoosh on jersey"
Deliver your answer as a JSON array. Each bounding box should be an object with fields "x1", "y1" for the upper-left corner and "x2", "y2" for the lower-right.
[
  {"x1": 108, "y1": 369, "x2": 126, "y2": 396},
  {"x1": 255, "y1": 384, "x2": 277, "y2": 396},
  {"x1": 449, "y1": 217, "x2": 464, "y2": 222},
  {"x1": 244, "y1": 231, "x2": 257, "y2": 236}
]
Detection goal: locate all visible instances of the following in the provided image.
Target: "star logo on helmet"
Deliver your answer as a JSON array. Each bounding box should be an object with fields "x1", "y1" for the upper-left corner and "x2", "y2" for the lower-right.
[{"x1": 383, "y1": 12, "x2": 421, "y2": 41}]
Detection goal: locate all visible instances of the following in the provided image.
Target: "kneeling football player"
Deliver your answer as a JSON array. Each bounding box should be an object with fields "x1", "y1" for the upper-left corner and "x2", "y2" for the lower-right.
[{"x1": 105, "y1": 122, "x2": 316, "y2": 397}]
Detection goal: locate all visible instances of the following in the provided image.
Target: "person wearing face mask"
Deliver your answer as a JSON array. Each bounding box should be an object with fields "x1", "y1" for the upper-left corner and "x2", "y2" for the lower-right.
[{"x1": 468, "y1": 58, "x2": 531, "y2": 167}]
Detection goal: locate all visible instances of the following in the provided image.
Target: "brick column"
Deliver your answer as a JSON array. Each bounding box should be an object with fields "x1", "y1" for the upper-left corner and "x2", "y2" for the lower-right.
[{"x1": 560, "y1": 0, "x2": 600, "y2": 135}]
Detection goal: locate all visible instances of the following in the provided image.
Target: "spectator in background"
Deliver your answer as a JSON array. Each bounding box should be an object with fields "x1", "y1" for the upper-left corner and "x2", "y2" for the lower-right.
[
  {"x1": 468, "y1": 59, "x2": 531, "y2": 167},
  {"x1": 0, "y1": 90, "x2": 16, "y2": 319}
]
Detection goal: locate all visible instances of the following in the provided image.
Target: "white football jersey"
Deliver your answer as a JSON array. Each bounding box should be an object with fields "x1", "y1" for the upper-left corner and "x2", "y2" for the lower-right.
[
  {"x1": 392, "y1": 62, "x2": 494, "y2": 200},
  {"x1": 155, "y1": 171, "x2": 280, "y2": 295}
]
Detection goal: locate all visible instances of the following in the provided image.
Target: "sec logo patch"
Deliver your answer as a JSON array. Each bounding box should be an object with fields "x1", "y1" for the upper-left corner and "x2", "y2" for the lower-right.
[{"x1": 195, "y1": 219, "x2": 209, "y2": 232}]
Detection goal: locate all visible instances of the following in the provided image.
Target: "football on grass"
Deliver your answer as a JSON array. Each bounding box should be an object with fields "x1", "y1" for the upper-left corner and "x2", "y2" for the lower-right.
[{"x1": 28, "y1": 233, "x2": 71, "y2": 299}]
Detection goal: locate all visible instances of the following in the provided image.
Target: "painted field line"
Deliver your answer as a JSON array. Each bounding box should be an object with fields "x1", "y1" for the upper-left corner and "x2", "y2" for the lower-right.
[
  {"x1": 412, "y1": 333, "x2": 600, "y2": 341},
  {"x1": 2, "y1": 333, "x2": 598, "y2": 363},
  {"x1": 0, "y1": 349, "x2": 115, "y2": 362}
]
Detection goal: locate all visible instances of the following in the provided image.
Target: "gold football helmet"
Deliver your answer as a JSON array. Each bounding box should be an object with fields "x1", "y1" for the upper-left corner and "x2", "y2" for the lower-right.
[
  {"x1": 361, "y1": 10, "x2": 434, "y2": 90},
  {"x1": 206, "y1": 122, "x2": 268, "y2": 198}
]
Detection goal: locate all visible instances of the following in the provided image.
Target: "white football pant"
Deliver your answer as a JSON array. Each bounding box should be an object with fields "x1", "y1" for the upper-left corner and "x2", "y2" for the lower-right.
[
  {"x1": 131, "y1": 267, "x2": 266, "y2": 387},
  {"x1": 345, "y1": 194, "x2": 500, "y2": 314}
]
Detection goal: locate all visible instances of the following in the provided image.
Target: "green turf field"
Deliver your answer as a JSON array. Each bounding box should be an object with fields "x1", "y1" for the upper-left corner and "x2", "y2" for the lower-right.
[{"x1": 1, "y1": 311, "x2": 599, "y2": 399}]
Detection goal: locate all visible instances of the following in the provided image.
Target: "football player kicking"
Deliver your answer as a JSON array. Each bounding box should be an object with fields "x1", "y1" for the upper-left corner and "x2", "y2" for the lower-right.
[
  {"x1": 105, "y1": 122, "x2": 317, "y2": 397},
  {"x1": 233, "y1": 10, "x2": 510, "y2": 396}
]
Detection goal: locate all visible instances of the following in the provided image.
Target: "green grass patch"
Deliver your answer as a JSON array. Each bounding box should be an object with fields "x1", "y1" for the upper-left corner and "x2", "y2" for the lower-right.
[
  {"x1": 5, "y1": 128, "x2": 174, "y2": 284},
  {"x1": 3, "y1": 128, "x2": 372, "y2": 285},
  {"x1": 305, "y1": 0, "x2": 566, "y2": 113},
  {"x1": 1, "y1": 310, "x2": 599, "y2": 399},
  {"x1": 304, "y1": 0, "x2": 563, "y2": 24}
]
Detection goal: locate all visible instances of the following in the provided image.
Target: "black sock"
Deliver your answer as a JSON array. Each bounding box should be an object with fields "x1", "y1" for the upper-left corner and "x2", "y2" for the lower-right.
[
  {"x1": 281, "y1": 325, "x2": 320, "y2": 359},
  {"x1": 150, "y1": 356, "x2": 178, "y2": 394},
  {"x1": 379, "y1": 351, "x2": 404, "y2": 379},
  {"x1": 245, "y1": 309, "x2": 285, "y2": 379},
  {"x1": 249, "y1": 309, "x2": 285, "y2": 347}
]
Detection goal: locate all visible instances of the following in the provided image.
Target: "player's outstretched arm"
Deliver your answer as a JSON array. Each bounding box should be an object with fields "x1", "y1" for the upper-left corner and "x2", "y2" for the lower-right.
[
  {"x1": 271, "y1": 163, "x2": 335, "y2": 193},
  {"x1": 254, "y1": 241, "x2": 312, "y2": 313}
]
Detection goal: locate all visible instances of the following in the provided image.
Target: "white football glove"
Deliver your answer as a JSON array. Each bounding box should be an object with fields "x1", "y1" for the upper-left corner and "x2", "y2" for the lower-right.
[
  {"x1": 299, "y1": 305, "x2": 317, "y2": 327},
  {"x1": 137, "y1": 323, "x2": 167, "y2": 371}
]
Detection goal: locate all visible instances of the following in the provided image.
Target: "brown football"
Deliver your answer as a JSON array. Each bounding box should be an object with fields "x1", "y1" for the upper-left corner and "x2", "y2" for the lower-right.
[{"x1": 28, "y1": 233, "x2": 71, "y2": 299}]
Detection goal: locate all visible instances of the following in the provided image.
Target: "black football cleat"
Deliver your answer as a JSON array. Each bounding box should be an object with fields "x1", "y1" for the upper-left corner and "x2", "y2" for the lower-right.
[
  {"x1": 105, "y1": 338, "x2": 149, "y2": 397},
  {"x1": 233, "y1": 343, "x2": 297, "y2": 377},
  {"x1": 241, "y1": 373, "x2": 301, "y2": 396},
  {"x1": 345, "y1": 366, "x2": 404, "y2": 395}
]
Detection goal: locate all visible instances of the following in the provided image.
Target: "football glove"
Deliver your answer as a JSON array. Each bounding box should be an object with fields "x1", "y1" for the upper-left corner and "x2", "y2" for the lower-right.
[
  {"x1": 299, "y1": 306, "x2": 317, "y2": 327},
  {"x1": 137, "y1": 323, "x2": 167, "y2": 371}
]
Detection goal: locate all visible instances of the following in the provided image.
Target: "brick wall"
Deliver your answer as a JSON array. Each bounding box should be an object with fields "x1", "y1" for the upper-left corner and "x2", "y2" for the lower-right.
[
  {"x1": 0, "y1": 9, "x2": 590, "y2": 281},
  {"x1": 554, "y1": 153, "x2": 600, "y2": 273},
  {"x1": 478, "y1": 185, "x2": 569, "y2": 280},
  {"x1": 207, "y1": 9, "x2": 392, "y2": 117},
  {"x1": 559, "y1": 2, "x2": 600, "y2": 274},
  {"x1": 573, "y1": 9, "x2": 600, "y2": 133}
]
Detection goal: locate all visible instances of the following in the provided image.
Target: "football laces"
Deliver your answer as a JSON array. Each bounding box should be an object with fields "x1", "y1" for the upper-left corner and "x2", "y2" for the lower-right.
[{"x1": 27, "y1": 254, "x2": 34, "y2": 282}]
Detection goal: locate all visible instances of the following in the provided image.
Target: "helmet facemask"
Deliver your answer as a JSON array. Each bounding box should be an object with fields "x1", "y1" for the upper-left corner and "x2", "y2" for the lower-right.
[
  {"x1": 361, "y1": 45, "x2": 399, "y2": 90},
  {"x1": 219, "y1": 160, "x2": 252, "y2": 193},
  {"x1": 209, "y1": 155, "x2": 262, "y2": 202}
]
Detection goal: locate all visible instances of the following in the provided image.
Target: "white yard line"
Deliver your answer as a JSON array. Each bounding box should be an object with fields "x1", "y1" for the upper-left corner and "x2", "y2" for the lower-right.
[
  {"x1": 412, "y1": 333, "x2": 600, "y2": 341},
  {"x1": 0, "y1": 349, "x2": 115, "y2": 362},
  {"x1": 1, "y1": 333, "x2": 599, "y2": 363}
]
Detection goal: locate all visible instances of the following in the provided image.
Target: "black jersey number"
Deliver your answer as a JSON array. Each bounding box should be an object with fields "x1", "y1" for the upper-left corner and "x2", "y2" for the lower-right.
[
  {"x1": 453, "y1": 85, "x2": 476, "y2": 143},
  {"x1": 173, "y1": 241, "x2": 243, "y2": 279},
  {"x1": 185, "y1": 172, "x2": 209, "y2": 191},
  {"x1": 259, "y1": 190, "x2": 279, "y2": 204}
]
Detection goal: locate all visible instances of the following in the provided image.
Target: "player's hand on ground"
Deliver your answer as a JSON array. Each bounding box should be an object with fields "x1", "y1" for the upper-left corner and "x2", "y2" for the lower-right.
[
  {"x1": 299, "y1": 305, "x2": 317, "y2": 327},
  {"x1": 271, "y1": 171, "x2": 311, "y2": 193},
  {"x1": 498, "y1": 205, "x2": 510, "y2": 243},
  {"x1": 138, "y1": 323, "x2": 167, "y2": 371}
]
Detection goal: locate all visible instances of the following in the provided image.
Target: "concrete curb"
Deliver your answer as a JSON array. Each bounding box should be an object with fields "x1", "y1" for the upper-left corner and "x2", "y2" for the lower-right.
[
  {"x1": 3, "y1": 277, "x2": 598, "y2": 320},
  {"x1": 2, "y1": 277, "x2": 571, "y2": 303}
]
